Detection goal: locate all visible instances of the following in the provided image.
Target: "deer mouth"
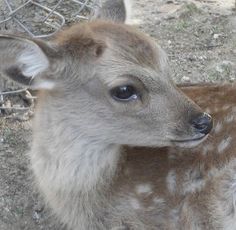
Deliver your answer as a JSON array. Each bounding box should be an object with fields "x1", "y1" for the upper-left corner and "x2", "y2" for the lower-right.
[{"x1": 171, "y1": 134, "x2": 208, "y2": 148}]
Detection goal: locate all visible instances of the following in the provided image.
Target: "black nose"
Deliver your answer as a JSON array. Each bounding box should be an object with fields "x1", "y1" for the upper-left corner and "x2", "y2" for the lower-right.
[{"x1": 191, "y1": 113, "x2": 213, "y2": 135}]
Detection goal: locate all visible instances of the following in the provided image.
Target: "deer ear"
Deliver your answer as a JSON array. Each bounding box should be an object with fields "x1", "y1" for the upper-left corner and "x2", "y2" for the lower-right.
[
  {"x1": 92, "y1": 0, "x2": 131, "y2": 24},
  {"x1": 0, "y1": 34, "x2": 56, "y2": 90}
]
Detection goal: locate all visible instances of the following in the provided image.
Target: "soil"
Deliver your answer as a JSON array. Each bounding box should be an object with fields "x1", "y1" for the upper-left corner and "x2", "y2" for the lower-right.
[{"x1": 0, "y1": 0, "x2": 236, "y2": 229}]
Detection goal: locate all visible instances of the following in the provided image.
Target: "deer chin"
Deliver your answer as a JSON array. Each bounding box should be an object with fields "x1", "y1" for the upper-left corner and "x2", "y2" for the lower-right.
[{"x1": 171, "y1": 134, "x2": 209, "y2": 148}]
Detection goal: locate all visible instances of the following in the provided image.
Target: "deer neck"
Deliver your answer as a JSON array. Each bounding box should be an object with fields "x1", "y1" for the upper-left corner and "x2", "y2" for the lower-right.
[
  {"x1": 33, "y1": 102, "x2": 122, "y2": 193},
  {"x1": 62, "y1": 138, "x2": 122, "y2": 192},
  {"x1": 30, "y1": 98, "x2": 123, "y2": 229}
]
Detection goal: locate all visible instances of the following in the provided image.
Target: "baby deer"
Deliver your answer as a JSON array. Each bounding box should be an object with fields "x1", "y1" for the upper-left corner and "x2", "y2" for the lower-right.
[{"x1": 1, "y1": 0, "x2": 231, "y2": 229}]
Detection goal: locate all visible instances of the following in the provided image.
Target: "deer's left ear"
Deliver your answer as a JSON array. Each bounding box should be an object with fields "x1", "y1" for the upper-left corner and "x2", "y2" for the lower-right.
[
  {"x1": 0, "y1": 34, "x2": 58, "y2": 90},
  {"x1": 92, "y1": 0, "x2": 132, "y2": 24}
]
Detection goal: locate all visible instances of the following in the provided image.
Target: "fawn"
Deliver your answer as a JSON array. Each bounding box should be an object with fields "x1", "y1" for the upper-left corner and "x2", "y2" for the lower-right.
[{"x1": 1, "y1": 0, "x2": 234, "y2": 229}]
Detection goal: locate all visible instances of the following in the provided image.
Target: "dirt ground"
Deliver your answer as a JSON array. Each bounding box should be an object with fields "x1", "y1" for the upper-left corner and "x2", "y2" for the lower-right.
[{"x1": 0, "y1": 0, "x2": 236, "y2": 229}]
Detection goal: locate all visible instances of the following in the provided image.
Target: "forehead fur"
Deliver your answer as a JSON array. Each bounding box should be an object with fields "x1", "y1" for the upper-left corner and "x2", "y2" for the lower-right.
[{"x1": 55, "y1": 21, "x2": 160, "y2": 68}]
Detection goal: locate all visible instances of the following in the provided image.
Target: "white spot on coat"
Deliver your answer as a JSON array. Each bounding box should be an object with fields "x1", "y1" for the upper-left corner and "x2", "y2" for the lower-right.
[
  {"x1": 217, "y1": 136, "x2": 232, "y2": 154},
  {"x1": 136, "y1": 184, "x2": 152, "y2": 195},
  {"x1": 214, "y1": 122, "x2": 223, "y2": 134},
  {"x1": 166, "y1": 170, "x2": 177, "y2": 194},
  {"x1": 225, "y1": 114, "x2": 234, "y2": 124},
  {"x1": 153, "y1": 197, "x2": 165, "y2": 205}
]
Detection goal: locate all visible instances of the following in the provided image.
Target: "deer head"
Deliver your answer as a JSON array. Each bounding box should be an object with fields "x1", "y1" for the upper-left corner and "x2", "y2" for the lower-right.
[{"x1": 0, "y1": 0, "x2": 212, "y2": 149}]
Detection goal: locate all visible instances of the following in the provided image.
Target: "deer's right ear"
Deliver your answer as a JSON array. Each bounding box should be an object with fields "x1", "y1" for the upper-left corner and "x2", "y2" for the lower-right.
[
  {"x1": 0, "y1": 34, "x2": 57, "y2": 90},
  {"x1": 93, "y1": 0, "x2": 131, "y2": 24}
]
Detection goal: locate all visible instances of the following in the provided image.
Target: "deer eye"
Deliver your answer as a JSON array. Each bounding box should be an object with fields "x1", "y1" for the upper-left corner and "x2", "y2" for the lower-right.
[{"x1": 110, "y1": 85, "x2": 139, "y2": 101}]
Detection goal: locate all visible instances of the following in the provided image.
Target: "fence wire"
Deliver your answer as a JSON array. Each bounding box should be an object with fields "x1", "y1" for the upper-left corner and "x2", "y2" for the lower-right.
[{"x1": 0, "y1": 0, "x2": 100, "y2": 37}]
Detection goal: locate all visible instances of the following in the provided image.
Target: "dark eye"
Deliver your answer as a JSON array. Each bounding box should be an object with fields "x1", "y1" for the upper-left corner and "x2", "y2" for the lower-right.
[{"x1": 110, "y1": 85, "x2": 139, "y2": 101}]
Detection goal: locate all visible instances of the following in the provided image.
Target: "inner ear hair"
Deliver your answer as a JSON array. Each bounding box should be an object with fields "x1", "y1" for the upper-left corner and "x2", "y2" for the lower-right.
[{"x1": 0, "y1": 34, "x2": 56, "y2": 89}]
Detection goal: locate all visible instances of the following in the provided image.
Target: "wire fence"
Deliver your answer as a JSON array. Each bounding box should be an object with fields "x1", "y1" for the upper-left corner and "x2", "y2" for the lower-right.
[
  {"x1": 0, "y1": 0, "x2": 100, "y2": 119},
  {"x1": 0, "y1": 0, "x2": 100, "y2": 37}
]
